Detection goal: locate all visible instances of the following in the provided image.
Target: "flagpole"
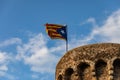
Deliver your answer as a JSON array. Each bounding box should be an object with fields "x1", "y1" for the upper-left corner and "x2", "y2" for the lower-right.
[
  {"x1": 66, "y1": 38, "x2": 68, "y2": 52},
  {"x1": 66, "y1": 25, "x2": 68, "y2": 52}
]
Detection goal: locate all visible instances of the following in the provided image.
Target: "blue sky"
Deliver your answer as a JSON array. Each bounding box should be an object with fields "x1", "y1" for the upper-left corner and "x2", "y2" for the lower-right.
[{"x1": 0, "y1": 0, "x2": 120, "y2": 80}]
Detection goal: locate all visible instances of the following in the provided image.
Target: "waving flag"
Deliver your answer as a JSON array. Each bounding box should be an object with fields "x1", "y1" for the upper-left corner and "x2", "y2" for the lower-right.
[{"x1": 45, "y1": 23, "x2": 67, "y2": 40}]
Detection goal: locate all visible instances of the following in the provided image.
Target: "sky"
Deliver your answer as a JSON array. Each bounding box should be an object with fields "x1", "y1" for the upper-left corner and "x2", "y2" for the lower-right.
[{"x1": 0, "y1": 0, "x2": 120, "y2": 80}]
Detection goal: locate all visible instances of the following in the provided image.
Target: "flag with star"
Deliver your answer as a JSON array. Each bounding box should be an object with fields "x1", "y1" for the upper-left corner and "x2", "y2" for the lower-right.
[{"x1": 45, "y1": 23, "x2": 67, "y2": 40}]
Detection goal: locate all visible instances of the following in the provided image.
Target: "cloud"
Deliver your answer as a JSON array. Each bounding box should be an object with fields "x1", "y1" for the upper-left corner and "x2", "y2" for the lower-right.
[
  {"x1": 80, "y1": 17, "x2": 97, "y2": 27},
  {"x1": 0, "y1": 51, "x2": 12, "y2": 76},
  {"x1": 32, "y1": 74, "x2": 39, "y2": 79},
  {"x1": 0, "y1": 65, "x2": 8, "y2": 71},
  {"x1": 0, "y1": 51, "x2": 10, "y2": 68},
  {"x1": 0, "y1": 51, "x2": 17, "y2": 80},
  {"x1": 16, "y1": 33, "x2": 61, "y2": 73},
  {"x1": 98, "y1": 10, "x2": 120, "y2": 42},
  {"x1": 0, "y1": 72, "x2": 18, "y2": 80},
  {"x1": 72, "y1": 9, "x2": 120, "y2": 48},
  {"x1": 0, "y1": 38, "x2": 22, "y2": 47}
]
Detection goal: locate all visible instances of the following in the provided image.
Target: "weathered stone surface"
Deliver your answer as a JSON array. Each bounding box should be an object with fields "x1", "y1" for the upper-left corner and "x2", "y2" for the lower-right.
[{"x1": 56, "y1": 43, "x2": 120, "y2": 80}]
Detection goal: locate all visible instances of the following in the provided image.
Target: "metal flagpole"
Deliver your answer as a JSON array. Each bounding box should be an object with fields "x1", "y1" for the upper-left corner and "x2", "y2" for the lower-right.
[
  {"x1": 66, "y1": 25, "x2": 68, "y2": 52},
  {"x1": 66, "y1": 38, "x2": 68, "y2": 52}
]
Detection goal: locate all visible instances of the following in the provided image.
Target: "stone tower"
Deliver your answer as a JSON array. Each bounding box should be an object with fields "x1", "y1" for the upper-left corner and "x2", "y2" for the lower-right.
[{"x1": 55, "y1": 43, "x2": 120, "y2": 80}]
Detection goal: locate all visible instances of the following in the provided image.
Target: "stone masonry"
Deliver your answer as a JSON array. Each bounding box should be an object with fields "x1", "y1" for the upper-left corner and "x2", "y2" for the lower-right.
[{"x1": 56, "y1": 43, "x2": 120, "y2": 80}]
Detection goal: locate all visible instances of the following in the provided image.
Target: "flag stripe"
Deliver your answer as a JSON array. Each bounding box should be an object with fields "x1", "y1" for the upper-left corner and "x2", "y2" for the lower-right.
[
  {"x1": 46, "y1": 26, "x2": 62, "y2": 29},
  {"x1": 50, "y1": 35, "x2": 63, "y2": 38},
  {"x1": 49, "y1": 31, "x2": 60, "y2": 35},
  {"x1": 48, "y1": 32, "x2": 61, "y2": 37},
  {"x1": 46, "y1": 24, "x2": 63, "y2": 27},
  {"x1": 51, "y1": 37, "x2": 66, "y2": 40},
  {"x1": 50, "y1": 36, "x2": 65, "y2": 39},
  {"x1": 47, "y1": 30, "x2": 58, "y2": 34},
  {"x1": 50, "y1": 36, "x2": 66, "y2": 40},
  {"x1": 47, "y1": 29, "x2": 57, "y2": 32},
  {"x1": 46, "y1": 29, "x2": 58, "y2": 33},
  {"x1": 51, "y1": 33, "x2": 61, "y2": 36}
]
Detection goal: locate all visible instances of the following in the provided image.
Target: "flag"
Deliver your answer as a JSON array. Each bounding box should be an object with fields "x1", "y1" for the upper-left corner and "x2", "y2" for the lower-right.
[{"x1": 45, "y1": 23, "x2": 67, "y2": 40}]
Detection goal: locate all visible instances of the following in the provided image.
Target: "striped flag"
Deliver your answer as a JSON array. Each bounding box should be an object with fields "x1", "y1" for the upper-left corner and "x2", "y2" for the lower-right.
[{"x1": 45, "y1": 23, "x2": 67, "y2": 40}]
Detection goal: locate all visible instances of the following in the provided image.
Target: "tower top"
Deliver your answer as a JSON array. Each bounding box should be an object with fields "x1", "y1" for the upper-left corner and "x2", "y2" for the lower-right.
[{"x1": 56, "y1": 43, "x2": 120, "y2": 80}]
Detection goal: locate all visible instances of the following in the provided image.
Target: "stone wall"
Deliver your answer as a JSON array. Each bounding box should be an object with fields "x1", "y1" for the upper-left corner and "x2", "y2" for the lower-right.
[{"x1": 56, "y1": 43, "x2": 120, "y2": 80}]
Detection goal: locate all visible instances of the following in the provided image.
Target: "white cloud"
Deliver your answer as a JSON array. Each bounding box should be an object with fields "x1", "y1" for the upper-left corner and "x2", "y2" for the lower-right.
[
  {"x1": 99, "y1": 10, "x2": 120, "y2": 42},
  {"x1": 80, "y1": 17, "x2": 97, "y2": 27},
  {"x1": 0, "y1": 65, "x2": 8, "y2": 71},
  {"x1": 71, "y1": 9, "x2": 120, "y2": 48},
  {"x1": 0, "y1": 38, "x2": 22, "y2": 47},
  {"x1": 0, "y1": 51, "x2": 12, "y2": 76},
  {"x1": 0, "y1": 71, "x2": 5, "y2": 77},
  {"x1": 32, "y1": 74, "x2": 39, "y2": 79},
  {"x1": 0, "y1": 51, "x2": 10, "y2": 67},
  {"x1": 0, "y1": 72, "x2": 18, "y2": 80},
  {"x1": 16, "y1": 33, "x2": 61, "y2": 73}
]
